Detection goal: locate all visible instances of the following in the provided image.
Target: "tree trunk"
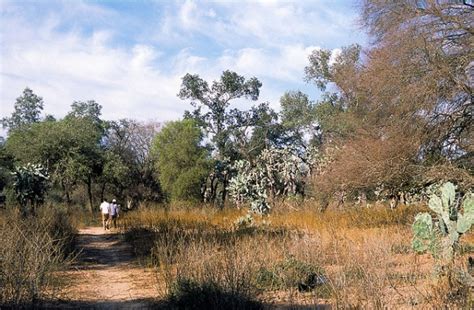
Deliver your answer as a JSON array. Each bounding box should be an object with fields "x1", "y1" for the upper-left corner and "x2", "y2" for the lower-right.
[
  {"x1": 100, "y1": 182, "x2": 106, "y2": 202},
  {"x1": 62, "y1": 180, "x2": 71, "y2": 204},
  {"x1": 86, "y1": 176, "x2": 94, "y2": 213}
]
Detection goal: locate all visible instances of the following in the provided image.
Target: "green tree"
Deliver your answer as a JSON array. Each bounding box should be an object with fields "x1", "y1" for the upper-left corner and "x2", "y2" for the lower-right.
[
  {"x1": 179, "y1": 71, "x2": 264, "y2": 205},
  {"x1": 279, "y1": 91, "x2": 319, "y2": 149},
  {"x1": 178, "y1": 70, "x2": 262, "y2": 159},
  {"x1": 66, "y1": 100, "x2": 106, "y2": 134},
  {"x1": 227, "y1": 102, "x2": 282, "y2": 161},
  {"x1": 2, "y1": 88, "x2": 44, "y2": 132},
  {"x1": 100, "y1": 151, "x2": 130, "y2": 200},
  {"x1": 0, "y1": 137, "x2": 14, "y2": 197},
  {"x1": 5, "y1": 117, "x2": 103, "y2": 211},
  {"x1": 151, "y1": 119, "x2": 210, "y2": 201}
]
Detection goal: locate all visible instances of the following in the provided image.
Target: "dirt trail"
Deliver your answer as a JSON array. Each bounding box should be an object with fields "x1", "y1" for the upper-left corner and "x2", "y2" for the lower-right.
[{"x1": 56, "y1": 227, "x2": 160, "y2": 309}]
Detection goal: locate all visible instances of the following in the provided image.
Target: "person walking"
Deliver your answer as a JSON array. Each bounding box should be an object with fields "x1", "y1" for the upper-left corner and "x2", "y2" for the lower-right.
[
  {"x1": 99, "y1": 199, "x2": 111, "y2": 230},
  {"x1": 110, "y1": 199, "x2": 120, "y2": 229}
]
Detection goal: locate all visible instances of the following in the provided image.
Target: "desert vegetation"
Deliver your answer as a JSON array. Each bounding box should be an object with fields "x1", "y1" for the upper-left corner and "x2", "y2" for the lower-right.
[
  {"x1": 0, "y1": 0, "x2": 472, "y2": 308},
  {"x1": 121, "y1": 203, "x2": 472, "y2": 308},
  {"x1": 0, "y1": 206, "x2": 76, "y2": 306}
]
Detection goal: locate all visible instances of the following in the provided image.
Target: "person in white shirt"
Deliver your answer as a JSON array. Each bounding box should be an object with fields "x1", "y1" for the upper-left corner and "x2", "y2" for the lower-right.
[
  {"x1": 109, "y1": 199, "x2": 120, "y2": 229},
  {"x1": 99, "y1": 199, "x2": 111, "y2": 230}
]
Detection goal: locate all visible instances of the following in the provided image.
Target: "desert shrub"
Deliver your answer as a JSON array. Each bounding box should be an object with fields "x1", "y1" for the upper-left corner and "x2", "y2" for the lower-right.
[
  {"x1": 255, "y1": 257, "x2": 328, "y2": 293},
  {"x1": 153, "y1": 231, "x2": 265, "y2": 309},
  {"x1": 140, "y1": 216, "x2": 293, "y2": 308},
  {"x1": 41, "y1": 207, "x2": 77, "y2": 256},
  {"x1": 125, "y1": 227, "x2": 158, "y2": 260},
  {"x1": 0, "y1": 207, "x2": 76, "y2": 306},
  {"x1": 166, "y1": 278, "x2": 263, "y2": 310},
  {"x1": 425, "y1": 273, "x2": 473, "y2": 308}
]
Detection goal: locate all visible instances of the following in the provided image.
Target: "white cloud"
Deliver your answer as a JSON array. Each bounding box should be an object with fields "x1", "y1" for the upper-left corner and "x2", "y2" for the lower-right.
[
  {"x1": 329, "y1": 48, "x2": 342, "y2": 65},
  {"x1": 0, "y1": 18, "x2": 187, "y2": 122},
  {"x1": 215, "y1": 45, "x2": 321, "y2": 82},
  {"x1": 154, "y1": 1, "x2": 360, "y2": 49},
  {"x1": 1, "y1": 0, "x2": 363, "y2": 132},
  {"x1": 0, "y1": 19, "x2": 328, "y2": 124},
  {"x1": 179, "y1": 0, "x2": 198, "y2": 29}
]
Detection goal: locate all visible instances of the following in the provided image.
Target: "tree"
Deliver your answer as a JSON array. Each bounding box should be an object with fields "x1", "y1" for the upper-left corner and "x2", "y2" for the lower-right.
[
  {"x1": 101, "y1": 119, "x2": 162, "y2": 202},
  {"x1": 358, "y1": 0, "x2": 473, "y2": 161},
  {"x1": 66, "y1": 100, "x2": 105, "y2": 134},
  {"x1": 2, "y1": 88, "x2": 44, "y2": 132},
  {"x1": 279, "y1": 91, "x2": 320, "y2": 150},
  {"x1": 100, "y1": 151, "x2": 131, "y2": 200},
  {"x1": 0, "y1": 137, "x2": 14, "y2": 197},
  {"x1": 226, "y1": 102, "x2": 282, "y2": 161},
  {"x1": 151, "y1": 119, "x2": 210, "y2": 201},
  {"x1": 179, "y1": 70, "x2": 262, "y2": 159},
  {"x1": 305, "y1": 1, "x2": 473, "y2": 202},
  {"x1": 5, "y1": 117, "x2": 103, "y2": 211},
  {"x1": 179, "y1": 70, "x2": 263, "y2": 205}
]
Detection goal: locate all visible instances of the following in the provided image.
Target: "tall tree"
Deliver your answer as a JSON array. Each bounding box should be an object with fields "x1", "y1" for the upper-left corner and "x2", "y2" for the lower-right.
[
  {"x1": 2, "y1": 88, "x2": 44, "y2": 132},
  {"x1": 102, "y1": 119, "x2": 162, "y2": 202},
  {"x1": 178, "y1": 70, "x2": 262, "y2": 159},
  {"x1": 306, "y1": 0, "x2": 473, "y2": 201},
  {"x1": 226, "y1": 102, "x2": 282, "y2": 161},
  {"x1": 66, "y1": 100, "x2": 105, "y2": 135},
  {"x1": 179, "y1": 70, "x2": 263, "y2": 205},
  {"x1": 0, "y1": 137, "x2": 14, "y2": 197},
  {"x1": 279, "y1": 91, "x2": 319, "y2": 149},
  {"x1": 151, "y1": 119, "x2": 210, "y2": 201}
]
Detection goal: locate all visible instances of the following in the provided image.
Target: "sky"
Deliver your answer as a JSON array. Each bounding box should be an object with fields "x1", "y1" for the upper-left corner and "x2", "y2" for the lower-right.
[{"x1": 0, "y1": 0, "x2": 366, "y2": 130}]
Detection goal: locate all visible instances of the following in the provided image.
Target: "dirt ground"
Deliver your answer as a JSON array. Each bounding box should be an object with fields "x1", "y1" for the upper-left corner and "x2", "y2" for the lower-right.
[{"x1": 53, "y1": 227, "x2": 161, "y2": 309}]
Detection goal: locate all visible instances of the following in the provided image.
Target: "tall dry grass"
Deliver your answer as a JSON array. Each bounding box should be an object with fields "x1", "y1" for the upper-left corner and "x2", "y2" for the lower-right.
[
  {"x1": 121, "y1": 203, "x2": 472, "y2": 308},
  {"x1": 0, "y1": 207, "x2": 76, "y2": 307}
]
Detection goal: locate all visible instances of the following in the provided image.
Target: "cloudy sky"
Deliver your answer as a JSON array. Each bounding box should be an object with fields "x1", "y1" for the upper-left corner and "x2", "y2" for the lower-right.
[{"x1": 0, "y1": 0, "x2": 366, "y2": 127}]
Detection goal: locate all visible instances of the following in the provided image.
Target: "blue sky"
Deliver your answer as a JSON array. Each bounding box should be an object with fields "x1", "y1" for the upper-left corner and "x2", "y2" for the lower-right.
[{"x1": 0, "y1": 0, "x2": 366, "y2": 126}]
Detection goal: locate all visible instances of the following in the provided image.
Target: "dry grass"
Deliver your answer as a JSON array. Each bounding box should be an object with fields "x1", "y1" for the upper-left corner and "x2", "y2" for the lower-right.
[
  {"x1": 114, "y1": 202, "x2": 473, "y2": 308},
  {"x1": 0, "y1": 207, "x2": 77, "y2": 307}
]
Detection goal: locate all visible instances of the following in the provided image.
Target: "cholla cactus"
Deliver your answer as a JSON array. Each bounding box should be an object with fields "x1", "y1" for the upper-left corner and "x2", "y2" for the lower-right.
[
  {"x1": 11, "y1": 163, "x2": 49, "y2": 215},
  {"x1": 412, "y1": 182, "x2": 473, "y2": 260}
]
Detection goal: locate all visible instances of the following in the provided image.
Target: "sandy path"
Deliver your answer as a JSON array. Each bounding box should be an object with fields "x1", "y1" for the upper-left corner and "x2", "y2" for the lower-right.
[{"x1": 55, "y1": 227, "x2": 161, "y2": 309}]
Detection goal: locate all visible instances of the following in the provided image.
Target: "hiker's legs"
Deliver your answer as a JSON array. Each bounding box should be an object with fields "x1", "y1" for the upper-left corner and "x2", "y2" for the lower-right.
[
  {"x1": 112, "y1": 215, "x2": 117, "y2": 229},
  {"x1": 101, "y1": 213, "x2": 107, "y2": 230}
]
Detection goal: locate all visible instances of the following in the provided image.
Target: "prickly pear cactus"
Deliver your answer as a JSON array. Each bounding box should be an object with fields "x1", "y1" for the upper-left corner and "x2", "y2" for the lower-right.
[
  {"x1": 457, "y1": 193, "x2": 474, "y2": 233},
  {"x1": 412, "y1": 182, "x2": 473, "y2": 260},
  {"x1": 11, "y1": 163, "x2": 49, "y2": 215}
]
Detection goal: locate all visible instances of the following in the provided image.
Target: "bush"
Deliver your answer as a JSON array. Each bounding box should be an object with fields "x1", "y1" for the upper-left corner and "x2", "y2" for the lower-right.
[
  {"x1": 167, "y1": 278, "x2": 263, "y2": 310},
  {"x1": 0, "y1": 207, "x2": 76, "y2": 306},
  {"x1": 255, "y1": 257, "x2": 328, "y2": 293}
]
